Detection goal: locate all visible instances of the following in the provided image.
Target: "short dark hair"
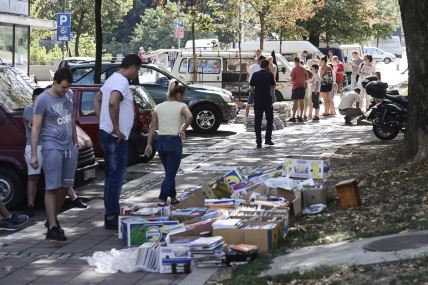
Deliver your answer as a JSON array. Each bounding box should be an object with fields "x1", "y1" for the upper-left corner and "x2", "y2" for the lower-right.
[
  {"x1": 121, "y1": 54, "x2": 142, "y2": 69},
  {"x1": 257, "y1": 55, "x2": 266, "y2": 62},
  {"x1": 53, "y1": 68, "x2": 73, "y2": 84},
  {"x1": 168, "y1": 80, "x2": 186, "y2": 98},
  {"x1": 365, "y1": 55, "x2": 373, "y2": 62},
  {"x1": 260, "y1": 59, "x2": 269, "y2": 69},
  {"x1": 293, "y1": 57, "x2": 300, "y2": 63},
  {"x1": 311, "y1": 64, "x2": 319, "y2": 71},
  {"x1": 32, "y1": 87, "x2": 45, "y2": 98},
  {"x1": 352, "y1": 51, "x2": 358, "y2": 55},
  {"x1": 320, "y1": 56, "x2": 328, "y2": 63}
]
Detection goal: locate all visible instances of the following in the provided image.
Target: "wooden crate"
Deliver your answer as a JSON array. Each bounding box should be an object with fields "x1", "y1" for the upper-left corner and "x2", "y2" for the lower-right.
[{"x1": 335, "y1": 178, "x2": 361, "y2": 209}]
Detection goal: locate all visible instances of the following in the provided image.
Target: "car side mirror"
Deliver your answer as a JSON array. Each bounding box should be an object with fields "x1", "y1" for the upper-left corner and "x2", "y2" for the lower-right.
[{"x1": 281, "y1": 66, "x2": 286, "y2": 74}]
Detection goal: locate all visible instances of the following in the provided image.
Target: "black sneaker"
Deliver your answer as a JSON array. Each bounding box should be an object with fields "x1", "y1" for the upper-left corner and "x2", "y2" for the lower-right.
[
  {"x1": 26, "y1": 206, "x2": 35, "y2": 217},
  {"x1": 104, "y1": 217, "x2": 118, "y2": 230},
  {"x1": 265, "y1": 141, "x2": 275, "y2": 146},
  {"x1": 297, "y1": 117, "x2": 304, "y2": 123},
  {"x1": 0, "y1": 220, "x2": 17, "y2": 231},
  {"x1": 288, "y1": 117, "x2": 296, "y2": 123},
  {"x1": 312, "y1": 116, "x2": 320, "y2": 121},
  {"x1": 46, "y1": 226, "x2": 67, "y2": 241},
  {"x1": 4, "y1": 214, "x2": 28, "y2": 226},
  {"x1": 44, "y1": 219, "x2": 64, "y2": 234},
  {"x1": 256, "y1": 144, "x2": 262, "y2": 149},
  {"x1": 345, "y1": 121, "x2": 353, "y2": 126},
  {"x1": 71, "y1": 197, "x2": 88, "y2": 209}
]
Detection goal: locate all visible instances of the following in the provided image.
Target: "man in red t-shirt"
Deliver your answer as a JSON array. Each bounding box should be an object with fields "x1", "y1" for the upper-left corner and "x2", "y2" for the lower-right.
[
  {"x1": 289, "y1": 57, "x2": 309, "y2": 123},
  {"x1": 332, "y1": 56, "x2": 345, "y2": 97}
]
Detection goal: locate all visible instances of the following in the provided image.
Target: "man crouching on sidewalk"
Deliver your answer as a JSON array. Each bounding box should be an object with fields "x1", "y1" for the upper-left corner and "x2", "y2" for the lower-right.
[{"x1": 337, "y1": 88, "x2": 365, "y2": 126}]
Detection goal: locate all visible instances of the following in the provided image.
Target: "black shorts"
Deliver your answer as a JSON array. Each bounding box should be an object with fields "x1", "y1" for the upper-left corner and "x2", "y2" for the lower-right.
[
  {"x1": 291, "y1": 87, "x2": 306, "y2": 100},
  {"x1": 312, "y1": 92, "x2": 320, "y2": 109},
  {"x1": 321, "y1": 84, "x2": 333, "y2": 93}
]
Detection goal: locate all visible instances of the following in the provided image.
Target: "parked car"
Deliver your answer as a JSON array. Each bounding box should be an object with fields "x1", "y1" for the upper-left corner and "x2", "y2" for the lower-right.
[
  {"x1": 71, "y1": 84, "x2": 156, "y2": 165},
  {"x1": 67, "y1": 63, "x2": 238, "y2": 133},
  {"x1": 0, "y1": 65, "x2": 98, "y2": 208},
  {"x1": 363, "y1": 47, "x2": 396, "y2": 64}
]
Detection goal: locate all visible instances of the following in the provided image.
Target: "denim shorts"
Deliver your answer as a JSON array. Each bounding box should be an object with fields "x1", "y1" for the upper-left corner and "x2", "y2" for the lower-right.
[{"x1": 248, "y1": 91, "x2": 255, "y2": 105}]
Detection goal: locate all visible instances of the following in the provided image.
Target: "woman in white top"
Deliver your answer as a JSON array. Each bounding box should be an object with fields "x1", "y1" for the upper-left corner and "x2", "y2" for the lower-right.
[
  {"x1": 357, "y1": 55, "x2": 376, "y2": 111},
  {"x1": 145, "y1": 80, "x2": 193, "y2": 206}
]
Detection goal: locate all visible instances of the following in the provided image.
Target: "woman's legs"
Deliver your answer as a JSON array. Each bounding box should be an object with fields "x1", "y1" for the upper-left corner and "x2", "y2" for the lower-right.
[
  {"x1": 158, "y1": 137, "x2": 182, "y2": 203},
  {"x1": 330, "y1": 91, "x2": 336, "y2": 115},
  {"x1": 321, "y1": 92, "x2": 329, "y2": 115}
]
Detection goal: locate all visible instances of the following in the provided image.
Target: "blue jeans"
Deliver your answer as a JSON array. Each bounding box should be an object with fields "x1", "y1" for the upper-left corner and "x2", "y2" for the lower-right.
[
  {"x1": 156, "y1": 135, "x2": 182, "y2": 201},
  {"x1": 99, "y1": 130, "x2": 128, "y2": 220}
]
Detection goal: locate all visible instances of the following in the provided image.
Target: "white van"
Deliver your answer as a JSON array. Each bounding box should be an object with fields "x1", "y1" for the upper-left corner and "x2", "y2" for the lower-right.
[
  {"x1": 184, "y1": 39, "x2": 220, "y2": 51},
  {"x1": 171, "y1": 50, "x2": 294, "y2": 101},
  {"x1": 240, "y1": 40, "x2": 324, "y2": 62}
]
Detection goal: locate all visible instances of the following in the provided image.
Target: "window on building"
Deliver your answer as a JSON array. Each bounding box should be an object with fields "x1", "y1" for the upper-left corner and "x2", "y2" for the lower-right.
[
  {"x1": 14, "y1": 26, "x2": 29, "y2": 73},
  {"x1": 0, "y1": 25, "x2": 13, "y2": 65}
]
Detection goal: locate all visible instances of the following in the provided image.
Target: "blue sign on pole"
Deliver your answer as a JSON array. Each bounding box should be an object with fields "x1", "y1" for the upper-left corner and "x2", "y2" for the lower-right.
[{"x1": 57, "y1": 13, "x2": 71, "y2": 41}]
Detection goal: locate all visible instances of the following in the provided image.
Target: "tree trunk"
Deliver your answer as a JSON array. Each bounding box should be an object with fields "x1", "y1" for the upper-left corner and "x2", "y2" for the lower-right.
[
  {"x1": 279, "y1": 28, "x2": 283, "y2": 54},
  {"x1": 398, "y1": 0, "x2": 428, "y2": 164},
  {"x1": 259, "y1": 15, "x2": 265, "y2": 50},
  {"x1": 308, "y1": 31, "x2": 320, "y2": 47},
  {"x1": 94, "y1": 0, "x2": 102, "y2": 84},
  {"x1": 74, "y1": 10, "x2": 86, "y2": 57},
  {"x1": 376, "y1": 37, "x2": 380, "y2": 48}
]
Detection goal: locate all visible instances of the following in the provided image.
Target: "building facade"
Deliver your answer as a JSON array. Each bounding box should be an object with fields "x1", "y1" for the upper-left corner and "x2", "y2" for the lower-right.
[{"x1": 0, "y1": 0, "x2": 55, "y2": 74}]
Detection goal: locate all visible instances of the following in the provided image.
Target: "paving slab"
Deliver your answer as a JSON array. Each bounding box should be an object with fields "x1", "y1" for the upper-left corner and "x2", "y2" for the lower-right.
[{"x1": 263, "y1": 231, "x2": 428, "y2": 276}]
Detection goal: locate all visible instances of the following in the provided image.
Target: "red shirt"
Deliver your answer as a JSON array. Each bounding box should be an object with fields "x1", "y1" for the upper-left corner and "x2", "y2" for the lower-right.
[
  {"x1": 333, "y1": 62, "x2": 344, "y2": 82},
  {"x1": 291, "y1": 65, "x2": 307, "y2": 89}
]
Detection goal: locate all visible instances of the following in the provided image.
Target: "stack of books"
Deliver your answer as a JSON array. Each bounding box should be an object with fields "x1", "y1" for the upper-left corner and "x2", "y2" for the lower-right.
[
  {"x1": 189, "y1": 236, "x2": 225, "y2": 267},
  {"x1": 212, "y1": 219, "x2": 243, "y2": 230},
  {"x1": 136, "y1": 242, "x2": 160, "y2": 272}
]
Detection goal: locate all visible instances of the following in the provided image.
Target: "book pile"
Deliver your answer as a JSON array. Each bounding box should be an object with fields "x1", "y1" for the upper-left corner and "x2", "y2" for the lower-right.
[
  {"x1": 212, "y1": 219, "x2": 243, "y2": 230},
  {"x1": 188, "y1": 236, "x2": 225, "y2": 267},
  {"x1": 225, "y1": 244, "x2": 258, "y2": 265},
  {"x1": 136, "y1": 242, "x2": 160, "y2": 273}
]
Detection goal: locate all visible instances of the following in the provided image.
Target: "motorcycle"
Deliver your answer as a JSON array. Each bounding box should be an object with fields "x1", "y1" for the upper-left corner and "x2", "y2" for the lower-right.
[{"x1": 364, "y1": 81, "x2": 408, "y2": 140}]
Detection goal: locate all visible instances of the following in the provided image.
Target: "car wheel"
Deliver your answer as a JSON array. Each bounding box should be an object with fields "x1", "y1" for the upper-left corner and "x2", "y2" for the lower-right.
[
  {"x1": 191, "y1": 104, "x2": 221, "y2": 134},
  {"x1": 128, "y1": 143, "x2": 139, "y2": 166},
  {"x1": 139, "y1": 141, "x2": 156, "y2": 163},
  {"x1": 384, "y1": 58, "x2": 391, "y2": 64},
  {"x1": 275, "y1": 90, "x2": 283, "y2": 102},
  {"x1": 0, "y1": 167, "x2": 25, "y2": 209}
]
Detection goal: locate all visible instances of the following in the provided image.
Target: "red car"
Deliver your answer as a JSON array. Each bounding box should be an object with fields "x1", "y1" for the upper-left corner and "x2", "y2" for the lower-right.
[
  {"x1": 71, "y1": 84, "x2": 156, "y2": 165},
  {"x1": 0, "y1": 66, "x2": 98, "y2": 208}
]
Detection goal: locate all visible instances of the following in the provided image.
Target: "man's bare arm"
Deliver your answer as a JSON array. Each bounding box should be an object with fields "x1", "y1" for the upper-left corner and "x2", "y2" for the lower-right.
[{"x1": 94, "y1": 91, "x2": 102, "y2": 118}]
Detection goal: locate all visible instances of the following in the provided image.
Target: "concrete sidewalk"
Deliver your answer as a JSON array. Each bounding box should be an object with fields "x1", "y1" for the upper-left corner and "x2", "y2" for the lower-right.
[
  {"x1": 0, "y1": 117, "x2": 376, "y2": 284},
  {"x1": 262, "y1": 231, "x2": 428, "y2": 277}
]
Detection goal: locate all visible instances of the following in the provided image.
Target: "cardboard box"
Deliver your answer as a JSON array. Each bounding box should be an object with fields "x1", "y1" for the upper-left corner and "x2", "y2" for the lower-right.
[
  {"x1": 200, "y1": 179, "x2": 231, "y2": 199},
  {"x1": 122, "y1": 218, "x2": 180, "y2": 247},
  {"x1": 273, "y1": 188, "x2": 302, "y2": 219},
  {"x1": 168, "y1": 219, "x2": 214, "y2": 243},
  {"x1": 176, "y1": 188, "x2": 205, "y2": 209},
  {"x1": 159, "y1": 245, "x2": 192, "y2": 274},
  {"x1": 302, "y1": 188, "x2": 327, "y2": 208},
  {"x1": 213, "y1": 222, "x2": 282, "y2": 252},
  {"x1": 282, "y1": 157, "x2": 331, "y2": 179},
  {"x1": 118, "y1": 215, "x2": 169, "y2": 239}
]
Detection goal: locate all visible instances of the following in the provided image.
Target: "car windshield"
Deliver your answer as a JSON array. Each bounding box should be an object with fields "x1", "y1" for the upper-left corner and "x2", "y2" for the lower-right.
[
  {"x1": 0, "y1": 67, "x2": 33, "y2": 113},
  {"x1": 140, "y1": 65, "x2": 187, "y2": 86},
  {"x1": 132, "y1": 86, "x2": 156, "y2": 110}
]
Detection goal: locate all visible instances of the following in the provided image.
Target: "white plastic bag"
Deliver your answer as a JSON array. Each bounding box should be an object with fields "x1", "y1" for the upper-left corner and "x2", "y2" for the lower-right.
[{"x1": 87, "y1": 248, "x2": 140, "y2": 274}]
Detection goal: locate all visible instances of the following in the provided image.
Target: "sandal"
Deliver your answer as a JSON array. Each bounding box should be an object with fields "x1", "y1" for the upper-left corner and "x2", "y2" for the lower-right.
[{"x1": 157, "y1": 201, "x2": 168, "y2": 207}]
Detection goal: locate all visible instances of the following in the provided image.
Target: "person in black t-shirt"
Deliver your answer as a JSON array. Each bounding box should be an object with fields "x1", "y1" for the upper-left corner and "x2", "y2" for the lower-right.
[{"x1": 249, "y1": 59, "x2": 276, "y2": 148}]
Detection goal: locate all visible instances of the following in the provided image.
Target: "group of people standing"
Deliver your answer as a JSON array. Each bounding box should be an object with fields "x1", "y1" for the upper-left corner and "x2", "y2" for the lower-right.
[{"x1": 248, "y1": 48, "x2": 378, "y2": 147}]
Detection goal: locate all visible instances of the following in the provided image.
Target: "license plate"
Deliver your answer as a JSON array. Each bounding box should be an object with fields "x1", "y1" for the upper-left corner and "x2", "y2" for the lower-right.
[{"x1": 83, "y1": 169, "x2": 96, "y2": 180}]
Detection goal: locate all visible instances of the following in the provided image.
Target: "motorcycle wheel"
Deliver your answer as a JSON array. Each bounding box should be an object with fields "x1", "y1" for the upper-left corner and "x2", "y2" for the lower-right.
[{"x1": 372, "y1": 123, "x2": 400, "y2": 140}]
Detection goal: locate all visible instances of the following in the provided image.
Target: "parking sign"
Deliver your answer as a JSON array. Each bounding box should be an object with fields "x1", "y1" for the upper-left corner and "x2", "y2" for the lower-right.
[{"x1": 57, "y1": 13, "x2": 71, "y2": 41}]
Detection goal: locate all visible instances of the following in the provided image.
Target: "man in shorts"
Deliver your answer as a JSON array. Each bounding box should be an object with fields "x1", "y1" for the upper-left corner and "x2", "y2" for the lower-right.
[
  {"x1": 338, "y1": 88, "x2": 364, "y2": 125},
  {"x1": 289, "y1": 57, "x2": 308, "y2": 122},
  {"x1": 31, "y1": 68, "x2": 77, "y2": 241},
  {"x1": 246, "y1": 55, "x2": 265, "y2": 117}
]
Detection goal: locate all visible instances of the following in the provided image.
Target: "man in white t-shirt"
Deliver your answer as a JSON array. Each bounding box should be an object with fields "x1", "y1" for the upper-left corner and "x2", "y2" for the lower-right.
[
  {"x1": 338, "y1": 88, "x2": 364, "y2": 125},
  {"x1": 94, "y1": 54, "x2": 142, "y2": 229},
  {"x1": 246, "y1": 55, "x2": 265, "y2": 117}
]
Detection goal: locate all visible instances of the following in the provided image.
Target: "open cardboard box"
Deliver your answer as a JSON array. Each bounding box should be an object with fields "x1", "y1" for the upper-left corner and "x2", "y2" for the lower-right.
[
  {"x1": 213, "y1": 221, "x2": 282, "y2": 252},
  {"x1": 302, "y1": 187, "x2": 327, "y2": 208},
  {"x1": 270, "y1": 188, "x2": 302, "y2": 222},
  {"x1": 176, "y1": 188, "x2": 205, "y2": 209}
]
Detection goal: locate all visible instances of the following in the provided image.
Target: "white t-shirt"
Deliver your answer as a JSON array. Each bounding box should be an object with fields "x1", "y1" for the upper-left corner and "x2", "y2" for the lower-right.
[
  {"x1": 248, "y1": 64, "x2": 261, "y2": 82},
  {"x1": 338, "y1": 91, "x2": 361, "y2": 110},
  {"x1": 155, "y1": 101, "x2": 186, "y2": 136},
  {"x1": 99, "y1": 72, "x2": 134, "y2": 139}
]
